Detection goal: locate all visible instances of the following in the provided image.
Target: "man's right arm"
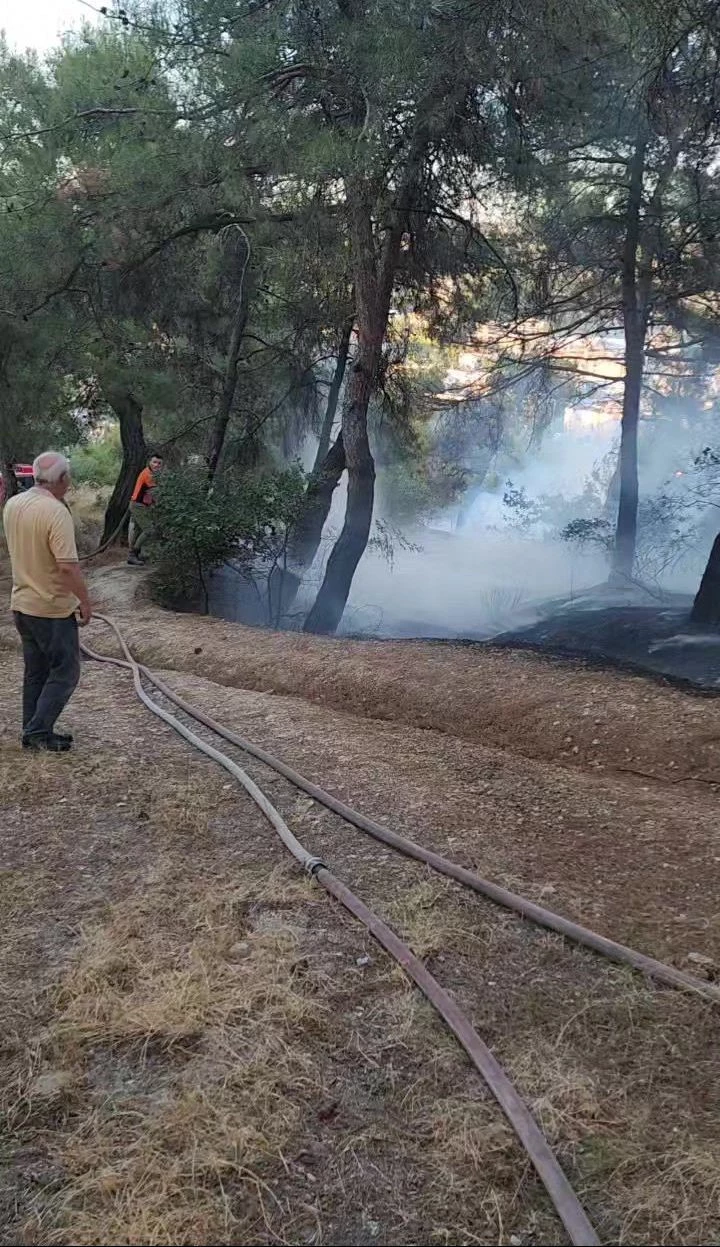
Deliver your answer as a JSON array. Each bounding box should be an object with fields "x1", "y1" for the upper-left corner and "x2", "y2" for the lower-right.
[{"x1": 57, "y1": 561, "x2": 92, "y2": 625}]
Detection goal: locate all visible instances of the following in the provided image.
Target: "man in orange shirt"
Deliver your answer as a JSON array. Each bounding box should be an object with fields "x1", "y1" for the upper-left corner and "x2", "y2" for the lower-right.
[{"x1": 127, "y1": 453, "x2": 163, "y2": 566}]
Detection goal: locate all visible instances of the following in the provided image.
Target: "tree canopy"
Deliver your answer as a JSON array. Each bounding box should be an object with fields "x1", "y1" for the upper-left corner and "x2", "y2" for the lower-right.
[{"x1": 2, "y1": 0, "x2": 720, "y2": 625}]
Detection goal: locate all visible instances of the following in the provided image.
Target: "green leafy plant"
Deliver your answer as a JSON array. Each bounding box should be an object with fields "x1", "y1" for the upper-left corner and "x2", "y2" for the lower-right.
[
  {"x1": 380, "y1": 460, "x2": 468, "y2": 525},
  {"x1": 560, "y1": 516, "x2": 614, "y2": 550},
  {"x1": 502, "y1": 482, "x2": 545, "y2": 532},
  {"x1": 149, "y1": 465, "x2": 307, "y2": 616},
  {"x1": 70, "y1": 429, "x2": 122, "y2": 487}
]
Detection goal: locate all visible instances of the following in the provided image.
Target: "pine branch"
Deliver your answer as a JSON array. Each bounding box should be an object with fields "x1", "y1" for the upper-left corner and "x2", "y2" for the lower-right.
[{"x1": 122, "y1": 210, "x2": 298, "y2": 272}]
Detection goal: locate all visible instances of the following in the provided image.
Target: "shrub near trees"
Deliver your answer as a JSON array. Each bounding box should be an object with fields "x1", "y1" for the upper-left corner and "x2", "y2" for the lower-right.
[{"x1": 150, "y1": 465, "x2": 306, "y2": 618}]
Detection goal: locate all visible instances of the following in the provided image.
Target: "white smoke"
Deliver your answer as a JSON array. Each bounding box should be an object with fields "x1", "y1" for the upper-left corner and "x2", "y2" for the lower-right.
[
  {"x1": 301, "y1": 398, "x2": 719, "y2": 638},
  {"x1": 303, "y1": 453, "x2": 607, "y2": 640}
]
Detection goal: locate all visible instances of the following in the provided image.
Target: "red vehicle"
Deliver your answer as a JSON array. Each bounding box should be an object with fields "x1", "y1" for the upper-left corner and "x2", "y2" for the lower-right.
[{"x1": 0, "y1": 464, "x2": 34, "y2": 506}]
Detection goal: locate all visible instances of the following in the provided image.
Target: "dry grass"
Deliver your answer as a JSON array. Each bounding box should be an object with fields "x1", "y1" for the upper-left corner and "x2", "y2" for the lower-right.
[
  {"x1": 501, "y1": 986, "x2": 720, "y2": 1246},
  {"x1": 388, "y1": 878, "x2": 494, "y2": 964},
  {"x1": 613, "y1": 1144, "x2": 720, "y2": 1244},
  {"x1": 409, "y1": 992, "x2": 720, "y2": 1246},
  {"x1": 422, "y1": 1095, "x2": 532, "y2": 1245},
  {"x1": 376, "y1": 867, "x2": 720, "y2": 1246},
  {"x1": 54, "y1": 880, "x2": 318, "y2": 1048},
  {"x1": 68, "y1": 485, "x2": 109, "y2": 555},
  {"x1": 9, "y1": 871, "x2": 330, "y2": 1246}
]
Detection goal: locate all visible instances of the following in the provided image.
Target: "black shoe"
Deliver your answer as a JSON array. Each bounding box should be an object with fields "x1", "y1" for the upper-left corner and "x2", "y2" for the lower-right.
[
  {"x1": 127, "y1": 552, "x2": 146, "y2": 566},
  {"x1": 22, "y1": 732, "x2": 72, "y2": 752},
  {"x1": 22, "y1": 729, "x2": 72, "y2": 743}
]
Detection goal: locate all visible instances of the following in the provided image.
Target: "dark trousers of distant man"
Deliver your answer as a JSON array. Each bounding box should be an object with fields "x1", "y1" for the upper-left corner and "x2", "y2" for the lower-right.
[
  {"x1": 13, "y1": 612, "x2": 80, "y2": 740},
  {"x1": 129, "y1": 501, "x2": 155, "y2": 556}
]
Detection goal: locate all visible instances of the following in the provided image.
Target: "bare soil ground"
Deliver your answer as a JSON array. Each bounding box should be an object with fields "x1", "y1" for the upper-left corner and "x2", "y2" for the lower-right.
[{"x1": 1, "y1": 562, "x2": 719, "y2": 1246}]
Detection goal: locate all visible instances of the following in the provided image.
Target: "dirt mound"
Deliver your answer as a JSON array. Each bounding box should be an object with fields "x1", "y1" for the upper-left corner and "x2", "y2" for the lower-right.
[
  {"x1": 4, "y1": 561, "x2": 720, "y2": 785},
  {"x1": 70, "y1": 584, "x2": 720, "y2": 788}
]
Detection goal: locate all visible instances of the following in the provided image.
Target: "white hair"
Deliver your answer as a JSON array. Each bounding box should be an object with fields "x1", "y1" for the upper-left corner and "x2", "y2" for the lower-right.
[{"x1": 33, "y1": 452, "x2": 71, "y2": 484}]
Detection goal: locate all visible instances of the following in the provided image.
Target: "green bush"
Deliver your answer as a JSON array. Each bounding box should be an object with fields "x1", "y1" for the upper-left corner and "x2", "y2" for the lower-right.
[
  {"x1": 70, "y1": 428, "x2": 122, "y2": 487},
  {"x1": 560, "y1": 516, "x2": 614, "y2": 550},
  {"x1": 380, "y1": 460, "x2": 468, "y2": 524},
  {"x1": 149, "y1": 464, "x2": 307, "y2": 611}
]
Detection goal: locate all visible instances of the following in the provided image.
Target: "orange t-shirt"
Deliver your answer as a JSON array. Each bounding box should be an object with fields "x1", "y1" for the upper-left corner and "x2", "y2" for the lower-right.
[{"x1": 131, "y1": 467, "x2": 155, "y2": 505}]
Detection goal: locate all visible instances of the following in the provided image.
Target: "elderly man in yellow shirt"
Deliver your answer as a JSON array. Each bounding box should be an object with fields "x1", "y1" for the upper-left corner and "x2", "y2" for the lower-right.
[{"x1": 2, "y1": 452, "x2": 92, "y2": 752}]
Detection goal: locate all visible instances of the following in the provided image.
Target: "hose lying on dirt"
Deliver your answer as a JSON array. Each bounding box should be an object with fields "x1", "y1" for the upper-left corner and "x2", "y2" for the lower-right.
[
  {"x1": 78, "y1": 507, "x2": 130, "y2": 563},
  {"x1": 86, "y1": 615, "x2": 720, "y2": 1005},
  {"x1": 82, "y1": 616, "x2": 601, "y2": 1247}
]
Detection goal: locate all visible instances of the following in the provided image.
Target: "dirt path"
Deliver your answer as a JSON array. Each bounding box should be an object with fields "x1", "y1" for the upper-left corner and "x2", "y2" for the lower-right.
[{"x1": 1, "y1": 588, "x2": 719, "y2": 1246}]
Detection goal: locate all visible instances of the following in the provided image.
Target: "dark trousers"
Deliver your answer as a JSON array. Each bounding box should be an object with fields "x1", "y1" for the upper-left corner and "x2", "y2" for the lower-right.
[
  {"x1": 129, "y1": 502, "x2": 155, "y2": 554},
  {"x1": 13, "y1": 612, "x2": 80, "y2": 738}
]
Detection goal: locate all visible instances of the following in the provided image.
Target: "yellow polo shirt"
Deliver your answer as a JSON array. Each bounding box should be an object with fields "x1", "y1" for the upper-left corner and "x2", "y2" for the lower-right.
[{"x1": 2, "y1": 487, "x2": 79, "y2": 617}]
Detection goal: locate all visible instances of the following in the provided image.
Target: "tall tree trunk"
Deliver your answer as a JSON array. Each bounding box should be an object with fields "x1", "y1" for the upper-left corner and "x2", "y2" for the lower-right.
[
  {"x1": 303, "y1": 343, "x2": 378, "y2": 634},
  {"x1": 288, "y1": 432, "x2": 346, "y2": 571},
  {"x1": 610, "y1": 130, "x2": 679, "y2": 583},
  {"x1": 0, "y1": 382, "x2": 19, "y2": 504},
  {"x1": 312, "y1": 314, "x2": 353, "y2": 473},
  {"x1": 303, "y1": 170, "x2": 414, "y2": 634},
  {"x1": 284, "y1": 317, "x2": 353, "y2": 577},
  {"x1": 691, "y1": 533, "x2": 720, "y2": 627},
  {"x1": 303, "y1": 177, "x2": 403, "y2": 634},
  {"x1": 611, "y1": 330, "x2": 644, "y2": 580},
  {"x1": 207, "y1": 234, "x2": 251, "y2": 481},
  {"x1": 102, "y1": 389, "x2": 146, "y2": 543},
  {"x1": 302, "y1": 74, "x2": 461, "y2": 633},
  {"x1": 610, "y1": 137, "x2": 647, "y2": 583}
]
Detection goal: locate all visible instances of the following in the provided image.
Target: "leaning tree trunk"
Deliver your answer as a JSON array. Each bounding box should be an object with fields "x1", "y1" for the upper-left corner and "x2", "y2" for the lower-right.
[
  {"x1": 303, "y1": 175, "x2": 408, "y2": 634},
  {"x1": 691, "y1": 533, "x2": 720, "y2": 627},
  {"x1": 285, "y1": 318, "x2": 354, "y2": 577},
  {"x1": 303, "y1": 344, "x2": 378, "y2": 634},
  {"x1": 289, "y1": 432, "x2": 346, "y2": 571},
  {"x1": 301, "y1": 70, "x2": 451, "y2": 633},
  {"x1": 102, "y1": 390, "x2": 146, "y2": 543},
  {"x1": 312, "y1": 315, "x2": 353, "y2": 473}
]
